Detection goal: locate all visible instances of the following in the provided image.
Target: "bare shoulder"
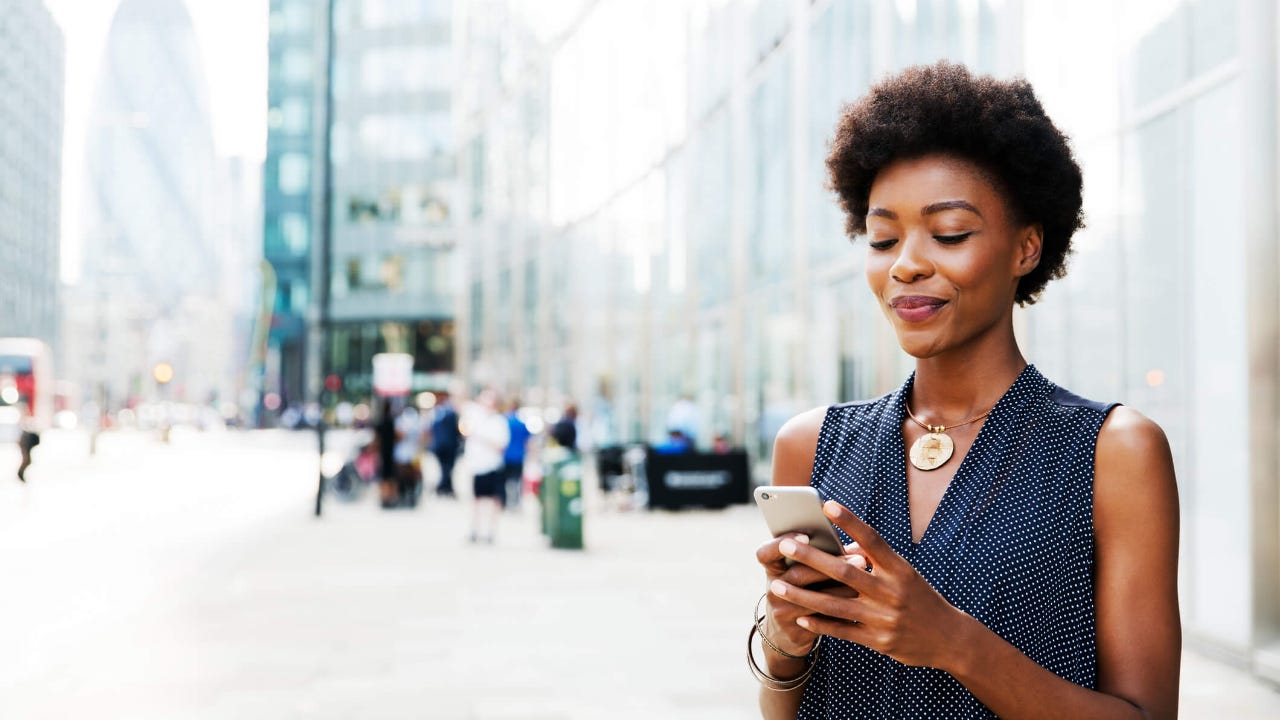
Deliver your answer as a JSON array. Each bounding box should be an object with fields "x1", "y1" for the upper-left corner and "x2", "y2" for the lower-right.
[
  {"x1": 770, "y1": 407, "x2": 828, "y2": 487},
  {"x1": 1096, "y1": 406, "x2": 1174, "y2": 476},
  {"x1": 1093, "y1": 405, "x2": 1178, "y2": 523}
]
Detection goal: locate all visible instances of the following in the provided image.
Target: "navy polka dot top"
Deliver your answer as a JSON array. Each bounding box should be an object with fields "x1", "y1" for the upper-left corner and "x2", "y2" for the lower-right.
[{"x1": 798, "y1": 365, "x2": 1118, "y2": 719}]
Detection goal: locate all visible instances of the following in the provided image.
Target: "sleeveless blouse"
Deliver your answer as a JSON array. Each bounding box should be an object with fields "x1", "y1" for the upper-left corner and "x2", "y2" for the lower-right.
[{"x1": 798, "y1": 365, "x2": 1117, "y2": 719}]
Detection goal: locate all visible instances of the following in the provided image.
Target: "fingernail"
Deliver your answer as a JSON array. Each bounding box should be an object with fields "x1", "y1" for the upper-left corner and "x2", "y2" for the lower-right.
[
  {"x1": 795, "y1": 535, "x2": 810, "y2": 544},
  {"x1": 770, "y1": 580, "x2": 787, "y2": 597},
  {"x1": 796, "y1": 616, "x2": 811, "y2": 629},
  {"x1": 779, "y1": 539, "x2": 797, "y2": 556},
  {"x1": 824, "y1": 501, "x2": 842, "y2": 517}
]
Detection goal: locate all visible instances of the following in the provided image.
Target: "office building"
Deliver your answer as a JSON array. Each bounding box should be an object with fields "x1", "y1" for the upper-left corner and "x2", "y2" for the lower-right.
[{"x1": 0, "y1": 0, "x2": 63, "y2": 345}]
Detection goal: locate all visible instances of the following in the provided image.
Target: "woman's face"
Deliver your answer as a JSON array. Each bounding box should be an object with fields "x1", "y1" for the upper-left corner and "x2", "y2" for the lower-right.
[{"x1": 863, "y1": 153, "x2": 1041, "y2": 359}]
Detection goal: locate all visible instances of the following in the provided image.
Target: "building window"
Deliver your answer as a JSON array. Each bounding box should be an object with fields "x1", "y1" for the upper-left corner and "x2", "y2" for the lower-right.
[
  {"x1": 357, "y1": 112, "x2": 451, "y2": 160},
  {"x1": 284, "y1": 0, "x2": 312, "y2": 33},
  {"x1": 360, "y1": 0, "x2": 450, "y2": 28},
  {"x1": 278, "y1": 153, "x2": 310, "y2": 195},
  {"x1": 283, "y1": 48, "x2": 311, "y2": 83},
  {"x1": 361, "y1": 47, "x2": 452, "y2": 93},
  {"x1": 346, "y1": 183, "x2": 451, "y2": 226},
  {"x1": 281, "y1": 212, "x2": 309, "y2": 254},
  {"x1": 281, "y1": 97, "x2": 309, "y2": 134}
]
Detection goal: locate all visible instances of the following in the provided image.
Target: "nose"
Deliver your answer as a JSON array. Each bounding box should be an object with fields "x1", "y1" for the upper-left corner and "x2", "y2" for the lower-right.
[{"x1": 889, "y1": 233, "x2": 933, "y2": 284}]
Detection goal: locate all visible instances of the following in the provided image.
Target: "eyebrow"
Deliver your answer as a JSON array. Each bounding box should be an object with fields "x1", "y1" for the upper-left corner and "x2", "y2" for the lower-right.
[
  {"x1": 923, "y1": 200, "x2": 982, "y2": 217},
  {"x1": 866, "y1": 200, "x2": 983, "y2": 221}
]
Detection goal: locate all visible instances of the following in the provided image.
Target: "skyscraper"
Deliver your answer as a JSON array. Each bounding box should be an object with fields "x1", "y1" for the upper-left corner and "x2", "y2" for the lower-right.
[
  {"x1": 0, "y1": 0, "x2": 64, "y2": 345},
  {"x1": 67, "y1": 0, "x2": 232, "y2": 411}
]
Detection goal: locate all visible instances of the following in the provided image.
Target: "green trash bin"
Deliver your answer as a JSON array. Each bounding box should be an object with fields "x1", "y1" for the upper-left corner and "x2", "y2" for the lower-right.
[{"x1": 542, "y1": 446, "x2": 583, "y2": 549}]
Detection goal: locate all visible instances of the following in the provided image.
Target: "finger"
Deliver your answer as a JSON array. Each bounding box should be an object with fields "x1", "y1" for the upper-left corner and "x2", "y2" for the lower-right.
[
  {"x1": 823, "y1": 501, "x2": 899, "y2": 568},
  {"x1": 779, "y1": 562, "x2": 833, "y2": 588},
  {"x1": 795, "y1": 612, "x2": 882, "y2": 648},
  {"x1": 770, "y1": 578, "x2": 868, "y2": 624},
  {"x1": 778, "y1": 536, "x2": 880, "y2": 594},
  {"x1": 755, "y1": 532, "x2": 811, "y2": 568}
]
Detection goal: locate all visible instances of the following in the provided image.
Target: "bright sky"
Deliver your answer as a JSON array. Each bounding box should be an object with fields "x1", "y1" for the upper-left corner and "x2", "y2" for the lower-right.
[{"x1": 41, "y1": 0, "x2": 267, "y2": 283}]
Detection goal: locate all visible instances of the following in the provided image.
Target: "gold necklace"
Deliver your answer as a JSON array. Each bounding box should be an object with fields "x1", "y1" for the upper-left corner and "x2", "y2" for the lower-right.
[{"x1": 904, "y1": 401, "x2": 995, "y2": 471}]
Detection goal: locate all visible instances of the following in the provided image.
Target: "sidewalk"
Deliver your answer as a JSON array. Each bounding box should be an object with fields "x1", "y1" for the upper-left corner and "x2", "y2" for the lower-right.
[{"x1": 2, "y1": 431, "x2": 1278, "y2": 718}]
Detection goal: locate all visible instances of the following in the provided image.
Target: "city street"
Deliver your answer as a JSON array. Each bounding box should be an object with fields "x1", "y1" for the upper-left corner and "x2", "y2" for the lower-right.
[{"x1": 1, "y1": 430, "x2": 1277, "y2": 719}]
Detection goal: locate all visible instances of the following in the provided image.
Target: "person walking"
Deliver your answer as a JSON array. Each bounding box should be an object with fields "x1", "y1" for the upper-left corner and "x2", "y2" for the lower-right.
[
  {"x1": 501, "y1": 398, "x2": 531, "y2": 511},
  {"x1": 15, "y1": 403, "x2": 39, "y2": 482},
  {"x1": 374, "y1": 398, "x2": 400, "y2": 509},
  {"x1": 429, "y1": 392, "x2": 461, "y2": 497},
  {"x1": 465, "y1": 389, "x2": 509, "y2": 543},
  {"x1": 752, "y1": 63, "x2": 1180, "y2": 719}
]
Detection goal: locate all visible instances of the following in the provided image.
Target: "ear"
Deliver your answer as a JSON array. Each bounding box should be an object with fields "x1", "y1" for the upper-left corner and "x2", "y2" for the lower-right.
[{"x1": 1014, "y1": 224, "x2": 1043, "y2": 278}]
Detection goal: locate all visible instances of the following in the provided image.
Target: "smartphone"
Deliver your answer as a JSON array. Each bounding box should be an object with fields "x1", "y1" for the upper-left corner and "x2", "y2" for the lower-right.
[{"x1": 754, "y1": 486, "x2": 844, "y2": 555}]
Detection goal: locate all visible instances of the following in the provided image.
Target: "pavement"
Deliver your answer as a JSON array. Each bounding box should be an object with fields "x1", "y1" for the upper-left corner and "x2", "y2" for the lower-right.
[{"x1": 0, "y1": 429, "x2": 1277, "y2": 719}]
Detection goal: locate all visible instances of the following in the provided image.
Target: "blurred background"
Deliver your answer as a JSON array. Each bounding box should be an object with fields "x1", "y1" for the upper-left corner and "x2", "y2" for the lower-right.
[{"x1": 1, "y1": 0, "x2": 1279, "y2": 717}]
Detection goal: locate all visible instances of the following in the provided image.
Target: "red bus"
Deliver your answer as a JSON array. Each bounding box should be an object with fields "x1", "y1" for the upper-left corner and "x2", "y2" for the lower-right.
[{"x1": 0, "y1": 338, "x2": 54, "y2": 440}]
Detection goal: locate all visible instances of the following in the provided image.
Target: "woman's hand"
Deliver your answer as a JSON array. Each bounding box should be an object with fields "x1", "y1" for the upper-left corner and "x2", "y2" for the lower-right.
[
  {"x1": 767, "y1": 501, "x2": 967, "y2": 669},
  {"x1": 755, "y1": 532, "x2": 863, "y2": 657}
]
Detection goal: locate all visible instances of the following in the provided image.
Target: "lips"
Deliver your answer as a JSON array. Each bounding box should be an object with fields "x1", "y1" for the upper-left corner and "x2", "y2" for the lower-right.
[{"x1": 889, "y1": 295, "x2": 948, "y2": 323}]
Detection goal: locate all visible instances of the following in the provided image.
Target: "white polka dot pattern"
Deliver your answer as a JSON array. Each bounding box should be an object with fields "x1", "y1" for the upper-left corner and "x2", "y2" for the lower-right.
[{"x1": 797, "y1": 365, "x2": 1116, "y2": 719}]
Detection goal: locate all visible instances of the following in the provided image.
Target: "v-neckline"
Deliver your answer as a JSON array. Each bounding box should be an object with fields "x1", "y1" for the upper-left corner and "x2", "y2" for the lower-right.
[{"x1": 892, "y1": 365, "x2": 1035, "y2": 550}]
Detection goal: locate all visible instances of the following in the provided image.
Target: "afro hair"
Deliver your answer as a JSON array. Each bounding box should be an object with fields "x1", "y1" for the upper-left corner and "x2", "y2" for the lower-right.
[{"x1": 826, "y1": 62, "x2": 1084, "y2": 305}]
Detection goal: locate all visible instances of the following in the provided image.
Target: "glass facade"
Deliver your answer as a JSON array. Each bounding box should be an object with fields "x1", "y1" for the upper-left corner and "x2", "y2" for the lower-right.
[
  {"x1": 458, "y1": 0, "x2": 1280, "y2": 681},
  {"x1": 262, "y1": 0, "x2": 322, "y2": 409},
  {"x1": 323, "y1": 0, "x2": 458, "y2": 399},
  {"x1": 0, "y1": 0, "x2": 62, "y2": 345}
]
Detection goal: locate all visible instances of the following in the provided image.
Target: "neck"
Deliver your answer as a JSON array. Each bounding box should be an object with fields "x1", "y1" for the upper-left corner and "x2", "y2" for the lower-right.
[{"x1": 909, "y1": 323, "x2": 1027, "y2": 423}]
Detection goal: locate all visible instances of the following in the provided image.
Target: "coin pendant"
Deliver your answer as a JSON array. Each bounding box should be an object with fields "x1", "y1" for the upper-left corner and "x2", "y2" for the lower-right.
[{"x1": 909, "y1": 432, "x2": 955, "y2": 471}]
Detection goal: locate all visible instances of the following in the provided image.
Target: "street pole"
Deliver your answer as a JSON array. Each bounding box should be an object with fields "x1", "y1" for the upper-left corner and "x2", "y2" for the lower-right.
[{"x1": 314, "y1": 0, "x2": 336, "y2": 517}]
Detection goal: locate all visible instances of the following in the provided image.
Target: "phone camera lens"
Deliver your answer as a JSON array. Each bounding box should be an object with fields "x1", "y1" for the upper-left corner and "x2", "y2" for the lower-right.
[{"x1": 760, "y1": 492, "x2": 770, "y2": 500}]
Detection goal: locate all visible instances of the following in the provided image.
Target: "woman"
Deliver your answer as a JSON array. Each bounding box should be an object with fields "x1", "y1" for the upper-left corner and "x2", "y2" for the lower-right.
[{"x1": 752, "y1": 63, "x2": 1180, "y2": 719}]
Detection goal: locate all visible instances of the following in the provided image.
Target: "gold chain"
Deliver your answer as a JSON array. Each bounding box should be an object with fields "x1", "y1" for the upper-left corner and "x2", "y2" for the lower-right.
[{"x1": 904, "y1": 401, "x2": 994, "y2": 435}]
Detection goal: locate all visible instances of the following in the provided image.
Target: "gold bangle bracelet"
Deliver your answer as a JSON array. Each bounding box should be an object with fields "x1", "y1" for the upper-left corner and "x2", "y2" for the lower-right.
[
  {"x1": 754, "y1": 592, "x2": 818, "y2": 660},
  {"x1": 747, "y1": 622, "x2": 818, "y2": 691},
  {"x1": 747, "y1": 593, "x2": 822, "y2": 691}
]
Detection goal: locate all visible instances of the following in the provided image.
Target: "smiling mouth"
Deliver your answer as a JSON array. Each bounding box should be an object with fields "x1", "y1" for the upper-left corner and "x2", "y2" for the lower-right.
[{"x1": 889, "y1": 296, "x2": 948, "y2": 323}]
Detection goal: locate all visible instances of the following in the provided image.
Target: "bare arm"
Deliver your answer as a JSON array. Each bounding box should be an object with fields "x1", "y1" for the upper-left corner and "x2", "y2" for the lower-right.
[
  {"x1": 757, "y1": 408, "x2": 826, "y2": 720},
  {"x1": 771, "y1": 406, "x2": 1181, "y2": 718}
]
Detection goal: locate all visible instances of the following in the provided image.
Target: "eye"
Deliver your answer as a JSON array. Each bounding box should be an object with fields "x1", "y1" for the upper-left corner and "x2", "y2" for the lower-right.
[
  {"x1": 868, "y1": 238, "x2": 897, "y2": 251},
  {"x1": 934, "y1": 232, "x2": 972, "y2": 244}
]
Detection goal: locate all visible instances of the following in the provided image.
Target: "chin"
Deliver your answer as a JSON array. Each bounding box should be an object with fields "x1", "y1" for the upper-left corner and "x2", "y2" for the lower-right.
[{"x1": 893, "y1": 328, "x2": 951, "y2": 359}]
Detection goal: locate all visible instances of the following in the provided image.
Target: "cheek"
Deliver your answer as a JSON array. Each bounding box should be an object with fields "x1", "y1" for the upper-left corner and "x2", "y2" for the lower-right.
[
  {"x1": 947, "y1": 249, "x2": 1007, "y2": 293},
  {"x1": 864, "y1": 253, "x2": 892, "y2": 292}
]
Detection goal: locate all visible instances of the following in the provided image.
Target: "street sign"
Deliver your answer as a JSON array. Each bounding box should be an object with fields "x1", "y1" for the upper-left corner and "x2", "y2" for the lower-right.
[{"x1": 372, "y1": 353, "x2": 413, "y2": 397}]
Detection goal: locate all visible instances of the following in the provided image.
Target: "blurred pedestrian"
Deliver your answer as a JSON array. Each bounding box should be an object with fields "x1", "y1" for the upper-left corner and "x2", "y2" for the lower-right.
[
  {"x1": 712, "y1": 433, "x2": 733, "y2": 454},
  {"x1": 429, "y1": 392, "x2": 461, "y2": 497},
  {"x1": 653, "y1": 428, "x2": 693, "y2": 455},
  {"x1": 549, "y1": 403, "x2": 577, "y2": 452},
  {"x1": 16, "y1": 403, "x2": 39, "y2": 482},
  {"x1": 501, "y1": 397, "x2": 531, "y2": 511},
  {"x1": 666, "y1": 394, "x2": 700, "y2": 447},
  {"x1": 394, "y1": 406, "x2": 423, "y2": 507},
  {"x1": 375, "y1": 398, "x2": 400, "y2": 509},
  {"x1": 465, "y1": 389, "x2": 509, "y2": 543}
]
